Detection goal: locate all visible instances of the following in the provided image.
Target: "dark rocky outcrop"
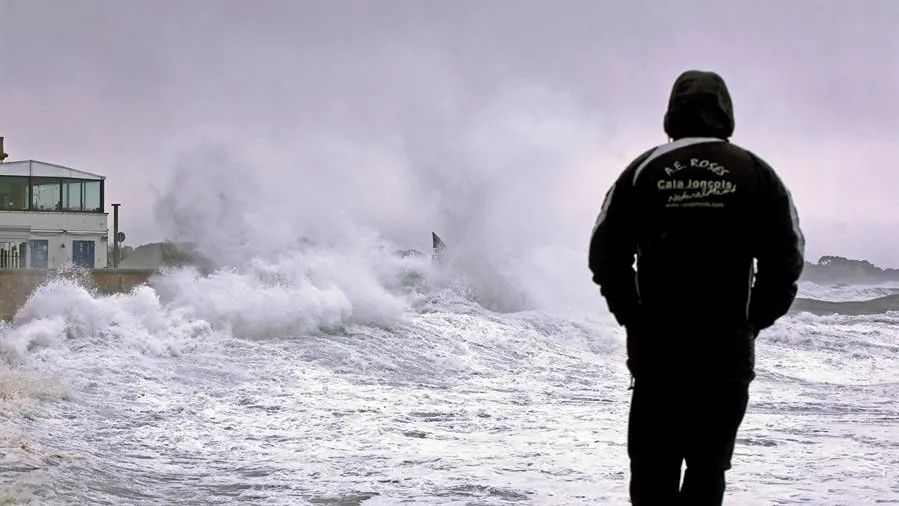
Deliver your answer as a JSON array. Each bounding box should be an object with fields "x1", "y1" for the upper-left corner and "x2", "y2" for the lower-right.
[{"x1": 799, "y1": 255, "x2": 899, "y2": 285}]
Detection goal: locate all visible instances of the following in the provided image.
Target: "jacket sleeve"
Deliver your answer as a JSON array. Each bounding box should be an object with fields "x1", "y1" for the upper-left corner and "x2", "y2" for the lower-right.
[
  {"x1": 748, "y1": 155, "x2": 806, "y2": 331},
  {"x1": 588, "y1": 154, "x2": 648, "y2": 327}
]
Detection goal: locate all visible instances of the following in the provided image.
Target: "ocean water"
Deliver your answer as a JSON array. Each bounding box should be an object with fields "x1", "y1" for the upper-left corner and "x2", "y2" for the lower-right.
[{"x1": 0, "y1": 245, "x2": 897, "y2": 506}]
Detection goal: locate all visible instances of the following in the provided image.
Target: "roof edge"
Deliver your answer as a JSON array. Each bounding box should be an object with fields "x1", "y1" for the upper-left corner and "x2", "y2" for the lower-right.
[{"x1": 1, "y1": 159, "x2": 106, "y2": 180}]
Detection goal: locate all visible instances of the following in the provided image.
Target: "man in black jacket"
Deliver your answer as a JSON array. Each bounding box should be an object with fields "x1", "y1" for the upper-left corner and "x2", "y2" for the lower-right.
[{"x1": 588, "y1": 70, "x2": 805, "y2": 505}]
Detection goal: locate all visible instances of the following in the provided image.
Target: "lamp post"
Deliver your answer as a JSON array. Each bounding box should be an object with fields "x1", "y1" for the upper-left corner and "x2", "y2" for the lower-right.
[{"x1": 112, "y1": 203, "x2": 121, "y2": 268}]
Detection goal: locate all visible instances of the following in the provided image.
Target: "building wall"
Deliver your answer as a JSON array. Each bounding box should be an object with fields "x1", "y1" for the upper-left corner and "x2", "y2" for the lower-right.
[{"x1": 0, "y1": 211, "x2": 109, "y2": 268}]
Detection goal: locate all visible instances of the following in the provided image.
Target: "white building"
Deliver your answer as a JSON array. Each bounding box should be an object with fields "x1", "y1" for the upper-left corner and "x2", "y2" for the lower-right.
[{"x1": 0, "y1": 159, "x2": 108, "y2": 269}]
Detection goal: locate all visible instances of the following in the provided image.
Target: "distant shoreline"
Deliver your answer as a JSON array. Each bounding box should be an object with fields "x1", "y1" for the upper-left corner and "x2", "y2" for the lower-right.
[{"x1": 799, "y1": 255, "x2": 899, "y2": 285}]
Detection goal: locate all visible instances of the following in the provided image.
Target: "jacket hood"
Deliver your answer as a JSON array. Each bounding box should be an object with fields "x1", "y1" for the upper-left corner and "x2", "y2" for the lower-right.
[{"x1": 663, "y1": 70, "x2": 735, "y2": 141}]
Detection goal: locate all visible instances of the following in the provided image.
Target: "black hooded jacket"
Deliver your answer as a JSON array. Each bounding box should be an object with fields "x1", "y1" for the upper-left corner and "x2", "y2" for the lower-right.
[{"x1": 588, "y1": 70, "x2": 805, "y2": 383}]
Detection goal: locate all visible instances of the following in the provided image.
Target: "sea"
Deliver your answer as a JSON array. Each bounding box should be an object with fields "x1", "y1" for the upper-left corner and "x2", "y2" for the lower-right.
[{"x1": 0, "y1": 240, "x2": 897, "y2": 506}]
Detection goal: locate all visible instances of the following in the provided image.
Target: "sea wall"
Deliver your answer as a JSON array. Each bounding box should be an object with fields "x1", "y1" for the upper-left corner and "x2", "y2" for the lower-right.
[{"x1": 0, "y1": 268, "x2": 156, "y2": 320}]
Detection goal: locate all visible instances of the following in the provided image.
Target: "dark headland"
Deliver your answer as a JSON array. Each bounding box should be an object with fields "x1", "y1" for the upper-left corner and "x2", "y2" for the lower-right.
[{"x1": 792, "y1": 256, "x2": 899, "y2": 316}]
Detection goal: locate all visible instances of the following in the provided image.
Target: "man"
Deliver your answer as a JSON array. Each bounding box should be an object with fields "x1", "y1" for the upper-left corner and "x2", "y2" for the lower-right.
[{"x1": 588, "y1": 70, "x2": 805, "y2": 505}]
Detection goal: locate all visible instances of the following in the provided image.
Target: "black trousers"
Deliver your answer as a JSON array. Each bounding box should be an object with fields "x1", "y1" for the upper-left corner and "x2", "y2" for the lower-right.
[{"x1": 627, "y1": 378, "x2": 750, "y2": 506}]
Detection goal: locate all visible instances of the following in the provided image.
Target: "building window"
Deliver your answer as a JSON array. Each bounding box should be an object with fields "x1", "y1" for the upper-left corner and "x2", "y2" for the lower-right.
[
  {"x1": 84, "y1": 180, "x2": 102, "y2": 212},
  {"x1": 31, "y1": 177, "x2": 61, "y2": 211},
  {"x1": 1, "y1": 175, "x2": 103, "y2": 213},
  {"x1": 29, "y1": 239, "x2": 48, "y2": 268},
  {"x1": 62, "y1": 179, "x2": 84, "y2": 212},
  {"x1": 0, "y1": 176, "x2": 30, "y2": 211},
  {"x1": 72, "y1": 240, "x2": 96, "y2": 268}
]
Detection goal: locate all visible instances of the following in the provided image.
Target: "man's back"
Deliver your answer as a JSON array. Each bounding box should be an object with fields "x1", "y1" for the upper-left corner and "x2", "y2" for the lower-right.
[
  {"x1": 588, "y1": 70, "x2": 805, "y2": 383},
  {"x1": 632, "y1": 140, "x2": 760, "y2": 323}
]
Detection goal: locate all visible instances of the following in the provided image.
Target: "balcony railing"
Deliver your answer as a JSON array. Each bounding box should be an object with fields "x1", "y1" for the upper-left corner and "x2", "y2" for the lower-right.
[{"x1": 0, "y1": 250, "x2": 24, "y2": 269}]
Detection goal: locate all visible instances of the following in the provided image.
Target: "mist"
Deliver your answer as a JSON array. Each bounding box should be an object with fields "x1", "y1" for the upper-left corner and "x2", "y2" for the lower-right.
[{"x1": 2, "y1": 0, "x2": 899, "y2": 273}]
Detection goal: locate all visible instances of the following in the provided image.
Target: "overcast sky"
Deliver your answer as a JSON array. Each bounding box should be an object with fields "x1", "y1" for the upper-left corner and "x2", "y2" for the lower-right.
[{"x1": 2, "y1": 0, "x2": 898, "y2": 266}]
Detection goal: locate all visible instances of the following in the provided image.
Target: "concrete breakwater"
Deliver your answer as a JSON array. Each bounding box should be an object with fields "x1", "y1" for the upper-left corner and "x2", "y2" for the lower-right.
[{"x1": 0, "y1": 268, "x2": 156, "y2": 320}]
